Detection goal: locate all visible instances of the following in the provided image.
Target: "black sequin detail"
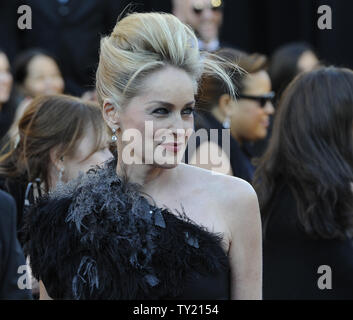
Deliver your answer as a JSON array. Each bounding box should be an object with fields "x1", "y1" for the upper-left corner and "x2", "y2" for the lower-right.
[{"x1": 184, "y1": 231, "x2": 200, "y2": 248}]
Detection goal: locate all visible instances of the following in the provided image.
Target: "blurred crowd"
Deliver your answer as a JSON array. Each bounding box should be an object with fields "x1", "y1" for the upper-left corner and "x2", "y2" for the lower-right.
[{"x1": 0, "y1": 0, "x2": 353, "y2": 300}]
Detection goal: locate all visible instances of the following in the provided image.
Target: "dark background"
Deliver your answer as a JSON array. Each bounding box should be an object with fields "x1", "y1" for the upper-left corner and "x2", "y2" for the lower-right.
[
  {"x1": 1, "y1": 0, "x2": 352, "y2": 67},
  {"x1": 142, "y1": 0, "x2": 353, "y2": 69},
  {"x1": 0, "y1": 0, "x2": 352, "y2": 92}
]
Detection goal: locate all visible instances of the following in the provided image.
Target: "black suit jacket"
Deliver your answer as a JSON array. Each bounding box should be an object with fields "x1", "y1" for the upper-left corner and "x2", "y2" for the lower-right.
[
  {"x1": 0, "y1": 190, "x2": 32, "y2": 299},
  {"x1": 1, "y1": 0, "x2": 129, "y2": 96}
]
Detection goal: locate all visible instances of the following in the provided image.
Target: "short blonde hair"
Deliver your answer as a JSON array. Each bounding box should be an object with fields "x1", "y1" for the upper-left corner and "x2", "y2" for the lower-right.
[{"x1": 96, "y1": 12, "x2": 236, "y2": 108}]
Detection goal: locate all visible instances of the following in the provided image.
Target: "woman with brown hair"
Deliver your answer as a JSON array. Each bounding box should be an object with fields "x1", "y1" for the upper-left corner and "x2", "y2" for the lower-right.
[
  {"x1": 254, "y1": 66, "x2": 353, "y2": 299},
  {"x1": 0, "y1": 94, "x2": 113, "y2": 235},
  {"x1": 187, "y1": 48, "x2": 275, "y2": 182},
  {"x1": 1, "y1": 49, "x2": 65, "y2": 154}
]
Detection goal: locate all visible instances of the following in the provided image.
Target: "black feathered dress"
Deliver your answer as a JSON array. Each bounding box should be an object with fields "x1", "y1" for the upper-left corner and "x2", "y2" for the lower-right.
[{"x1": 22, "y1": 159, "x2": 230, "y2": 300}]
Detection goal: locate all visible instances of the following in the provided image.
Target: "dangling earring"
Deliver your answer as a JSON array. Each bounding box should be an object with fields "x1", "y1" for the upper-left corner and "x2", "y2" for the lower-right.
[
  {"x1": 58, "y1": 167, "x2": 64, "y2": 183},
  {"x1": 111, "y1": 128, "x2": 118, "y2": 142},
  {"x1": 57, "y1": 156, "x2": 65, "y2": 184},
  {"x1": 223, "y1": 116, "x2": 231, "y2": 129}
]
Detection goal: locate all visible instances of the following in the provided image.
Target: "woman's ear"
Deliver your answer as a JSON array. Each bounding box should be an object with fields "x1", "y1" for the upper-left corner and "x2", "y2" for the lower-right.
[
  {"x1": 218, "y1": 94, "x2": 234, "y2": 118},
  {"x1": 102, "y1": 99, "x2": 120, "y2": 132},
  {"x1": 49, "y1": 147, "x2": 64, "y2": 172}
]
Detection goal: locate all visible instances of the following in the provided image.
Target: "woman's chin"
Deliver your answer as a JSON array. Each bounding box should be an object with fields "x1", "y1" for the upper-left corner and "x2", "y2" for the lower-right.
[
  {"x1": 0, "y1": 92, "x2": 10, "y2": 104},
  {"x1": 155, "y1": 163, "x2": 179, "y2": 169},
  {"x1": 153, "y1": 155, "x2": 182, "y2": 169}
]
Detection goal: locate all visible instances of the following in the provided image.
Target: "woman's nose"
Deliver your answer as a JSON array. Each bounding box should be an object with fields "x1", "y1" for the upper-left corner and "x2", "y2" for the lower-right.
[
  {"x1": 168, "y1": 114, "x2": 189, "y2": 138},
  {"x1": 264, "y1": 101, "x2": 275, "y2": 115},
  {"x1": 170, "y1": 112, "x2": 184, "y2": 129},
  {"x1": 201, "y1": 8, "x2": 214, "y2": 19}
]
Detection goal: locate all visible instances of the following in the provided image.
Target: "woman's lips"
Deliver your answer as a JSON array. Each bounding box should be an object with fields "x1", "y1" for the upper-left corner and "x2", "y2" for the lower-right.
[
  {"x1": 161, "y1": 143, "x2": 183, "y2": 153},
  {"x1": 262, "y1": 119, "x2": 270, "y2": 128}
]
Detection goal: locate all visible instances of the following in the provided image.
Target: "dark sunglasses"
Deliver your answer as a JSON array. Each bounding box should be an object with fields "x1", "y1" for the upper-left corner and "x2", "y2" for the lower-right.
[
  {"x1": 238, "y1": 91, "x2": 275, "y2": 108},
  {"x1": 192, "y1": 1, "x2": 224, "y2": 15}
]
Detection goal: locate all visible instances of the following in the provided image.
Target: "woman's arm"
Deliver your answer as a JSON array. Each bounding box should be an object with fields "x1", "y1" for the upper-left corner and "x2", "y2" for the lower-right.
[{"x1": 224, "y1": 179, "x2": 263, "y2": 299}]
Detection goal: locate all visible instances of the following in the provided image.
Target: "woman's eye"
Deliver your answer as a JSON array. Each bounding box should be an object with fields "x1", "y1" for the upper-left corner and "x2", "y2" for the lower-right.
[
  {"x1": 152, "y1": 108, "x2": 169, "y2": 115},
  {"x1": 182, "y1": 107, "x2": 195, "y2": 115}
]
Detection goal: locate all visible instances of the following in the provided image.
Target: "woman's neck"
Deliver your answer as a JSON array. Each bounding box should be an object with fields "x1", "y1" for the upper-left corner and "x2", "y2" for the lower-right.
[
  {"x1": 230, "y1": 127, "x2": 243, "y2": 146},
  {"x1": 116, "y1": 155, "x2": 179, "y2": 198},
  {"x1": 211, "y1": 108, "x2": 243, "y2": 146},
  {"x1": 117, "y1": 160, "x2": 161, "y2": 185},
  {"x1": 211, "y1": 106, "x2": 223, "y2": 125}
]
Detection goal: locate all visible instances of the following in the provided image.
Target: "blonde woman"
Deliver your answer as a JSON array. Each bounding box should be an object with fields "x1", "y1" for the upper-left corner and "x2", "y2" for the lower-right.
[{"x1": 24, "y1": 12, "x2": 262, "y2": 300}]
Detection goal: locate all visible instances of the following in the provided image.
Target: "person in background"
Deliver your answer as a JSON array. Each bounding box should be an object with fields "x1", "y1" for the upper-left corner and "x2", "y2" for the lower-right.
[
  {"x1": 0, "y1": 50, "x2": 15, "y2": 141},
  {"x1": 0, "y1": 0, "x2": 130, "y2": 96},
  {"x1": 269, "y1": 42, "x2": 320, "y2": 102},
  {"x1": 0, "y1": 95, "x2": 113, "y2": 239},
  {"x1": 172, "y1": 0, "x2": 224, "y2": 52},
  {"x1": 0, "y1": 190, "x2": 32, "y2": 300},
  {"x1": 13, "y1": 49, "x2": 65, "y2": 99},
  {"x1": 1, "y1": 49, "x2": 63, "y2": 152},
  {"x1": 187, "y1": 48, "x2": 274, "y2": 182},
  {"x1": 254, "y1": 66, "x2": 353, "y2": 299},
  {"x1": 250, "y1": 42, "x2": 320, "y2": 158},
  {"x1": 0, "y1": 95, "x2": 113, "y2": 299},
  {"x1": 0, "y1": 49, "x2": 30, "y2": 156}
]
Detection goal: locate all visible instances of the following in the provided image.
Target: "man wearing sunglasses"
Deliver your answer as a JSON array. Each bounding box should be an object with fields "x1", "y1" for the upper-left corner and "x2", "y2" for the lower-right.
[{"x1": 172, "y1": 0, "x2": 224, "y2": 52}]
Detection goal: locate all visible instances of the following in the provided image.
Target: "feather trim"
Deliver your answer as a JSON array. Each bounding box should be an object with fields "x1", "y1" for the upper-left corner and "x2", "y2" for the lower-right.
[{"x1": 22, "y1": 159, "x2": 229, "y2": 299}]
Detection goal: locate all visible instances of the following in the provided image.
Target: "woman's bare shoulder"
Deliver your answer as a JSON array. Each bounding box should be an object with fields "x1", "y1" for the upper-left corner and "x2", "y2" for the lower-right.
[
  {"x1": 177, "y1": 163, "x2": 261, "y2": 250},
  {"x1": 179, "y1": 163, "x2": 254, "y2": 194},
  {"x1": 179, "y1": 163, "x2": 259, "y2": 218}
]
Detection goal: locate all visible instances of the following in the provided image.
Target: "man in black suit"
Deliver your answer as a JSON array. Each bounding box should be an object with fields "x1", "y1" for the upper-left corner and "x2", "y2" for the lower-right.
[
  {"x1": 172, "y1": 0, "x2": 224, "y2": 52},
  {"x1": 0, "y1": 190, "x2": 32, "y2": 299}
]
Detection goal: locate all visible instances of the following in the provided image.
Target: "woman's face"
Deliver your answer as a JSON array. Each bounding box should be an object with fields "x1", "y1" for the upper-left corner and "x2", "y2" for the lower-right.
[
  {"x1": 185, "y1": 0, "x2": 223, "y2": 43},
  {"x1": 0, "y1": 53, "x2": 13, "y2": 104},
  {"x1": 230, "y1": 70, "x2": 275, "y2": 143},
  {"x1": 297, "y1": 50, "x2": 319, "y2": 73},
  {"x1": 116, "y1": 66, "x2": 195, "y2": 168},
  {"x1": 62, "y1": 125, "x2": 113, "y2": 182},
  {"x1": 24, "y1": 55, "x2": 64, "y2": 97}
]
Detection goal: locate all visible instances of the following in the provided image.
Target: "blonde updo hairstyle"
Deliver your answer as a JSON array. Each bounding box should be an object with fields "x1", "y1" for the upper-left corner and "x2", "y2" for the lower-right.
[{"x1": 96, "y1": 12, "x2": 237, "y2": 110}]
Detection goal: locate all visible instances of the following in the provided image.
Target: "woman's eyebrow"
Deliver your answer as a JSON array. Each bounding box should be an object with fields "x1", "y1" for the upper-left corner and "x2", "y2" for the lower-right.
[
  {"x1": 147, "y1": 100, "x2": 195, "y2": 107},
  {"x1": 147, "y1": 101, "x2": 174, "y2": 108},
  {"x1": 184, "y1": 100, "x2": 196, "y2": 107}
]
